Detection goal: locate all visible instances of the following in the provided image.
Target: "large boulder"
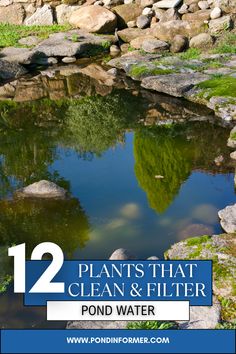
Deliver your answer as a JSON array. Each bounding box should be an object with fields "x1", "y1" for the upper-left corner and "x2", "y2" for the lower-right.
[
  {"x1": 25, "y1": 5, "x2": 54, "y2": 26},
  {"x1": 55, "y1": 4, "x2": 81, "y2": 24},
  {"x1": 0, "y1": 59, "x2": 27, "y2": 82},
  {"x1": 141, "y1": 72, "x2": 210, "y2": 97},
  {"x1": 209, "y1": 15, "x2": 232, "y2": 34},
  {"x1": 142, "y1": 39, "x2": 169, "y2": 53},
  {"x1": 113, "y1": 4, "x2": 142, "y2": 28},
  {"x1": 189, "y1": 33, "x2": 214, "y2": 49},
  {"x1": 218, "y1": 204, "x2": 236, "y2": 233},
  {"x1": 149, "y1": 20, "x2": 207, "y2": 41},
  {"x1": 15, "y1": 180, "x2": 68, "y2": 199},
  {"x1": 69, "y1": 5, "x2": 117, "y2": 33},
  {"x1": 0, "y1": 4, "x2": 25, "y2": 24}
]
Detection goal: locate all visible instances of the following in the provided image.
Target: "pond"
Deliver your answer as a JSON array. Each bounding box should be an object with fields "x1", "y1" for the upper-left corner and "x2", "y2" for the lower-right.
[{"x1": 0, "y1": 65, "x2": 235, "y2": 328}]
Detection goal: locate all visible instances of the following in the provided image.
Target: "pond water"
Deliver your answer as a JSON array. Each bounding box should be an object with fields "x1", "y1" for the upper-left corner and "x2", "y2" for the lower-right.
[{"x1": 0, "y1": 65, "x2": 235, "y2": 328}]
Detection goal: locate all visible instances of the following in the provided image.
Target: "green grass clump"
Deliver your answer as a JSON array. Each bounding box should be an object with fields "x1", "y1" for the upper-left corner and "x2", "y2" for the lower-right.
[
  {"x1": 230, "y1": 131, "x2": 236, "y2": 141},
  {"x1": 197, "y1": 76, "x2": 236, "y2": 99},
  {"x1": 127, "y1": 321, "x2": 178, "y2": 330},
  {"x1": 129, "y1": 64, "x2": 174, "y2": 78},
  {"x1": 0, "y1": 275, "x2": 13, "y2": 293},
  {"x1": 213, "y1": 32, "x2": 236, "y2": 54},
  {"x1": 179, "y1": 48, "x2": 201, "y2": 60},
  {"x1": 0, "y1": 23, "x2": 71, "y2": 47}
]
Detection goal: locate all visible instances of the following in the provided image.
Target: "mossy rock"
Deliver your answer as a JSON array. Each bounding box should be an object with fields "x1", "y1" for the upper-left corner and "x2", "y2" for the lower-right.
[{"x1": 165, "y1": 233, "x2": 236, "y2": 322}]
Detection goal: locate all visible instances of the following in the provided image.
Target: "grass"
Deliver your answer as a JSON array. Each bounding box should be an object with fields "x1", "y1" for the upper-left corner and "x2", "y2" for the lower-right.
[
  {"x1": 197, "y1": 76, "x2": 236, "y2": 99},
  {"x1": 186, "y1": 235, "x2": 211, "y2": 246},
  {"x1": 216, "y1": 321, "x2": 236, "y2": 329},
  {"x1": 179, "y1": 48, "x2": 201, "y2": 60},
  {"x1": 213, "y1": 32, "x2": 236, "y2": 54},
  {"x1": 127, "y1": 321, "x2": 178, "y2": 330},
  {"x1": 0, "y1": 23, "x2": 71, "y2": 47},
  {"x1": 129, "y1": 64, "x2": 175, "y2": 78}
]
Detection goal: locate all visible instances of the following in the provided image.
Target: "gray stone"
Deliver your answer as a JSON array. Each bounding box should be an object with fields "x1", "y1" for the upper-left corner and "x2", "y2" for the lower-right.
[
  {"x1": 159, "y1": 8, "x2": 180, "y2": 22},
  {"x1": 230, "y1": 151, "x2": 236, "y2": 160},
  {"x1": 67, "y1": 320, "x2": 127, "y2": 329},
  {"x1": 147, "y1": 256, "x2": 159, "y2": 260},
  {"x1": 190, "y1": 33, "x2": 214, "y2": 49},
  {"x1": 109, "y1": 248, "x2": 137, "y2": 260},
  {"x1": 62, "y1": 56, "x2": 77, "y2": 63},
  {"x1": 0, "y1": 47, "x2": 37, "y2": 64},
  {"x1": 141, "y1": 72, "x2": 210, "y2": 97},
  {"x1": 33, "y1": 30, "x2": 114, "y2": 57},
  {"x1": 178, "y1": 3, "x2": 189, "y2": 14},
  {"x1": 0, "y1": 59, "x2": 27, "y2": 81},
  {"x1": 107, "y1": 67, "x2": 118, "y2": 76},
  {"x1": 155, "y1": 0, "x2": 182, "y2": 8},
  {"x1": 136, "y1": 15, "x2": 151, "y2": 29},
  {"x1": 198, "y1": 0, "x2": 209, "y2": 10},
  {"x1": 110, "y1": 44, "x2": 120, "y2": 55},
  {"x1": 228, "y1": 127, "x2": 236, "y2": 148},
  {"x1": 218, "y1": 204, "x2": 236, "y2": 233},
  {"x1": 25, "y1": 5, "x2": 53, "y2": 26},
  {"x1": 15, "y1": 180, "x2": 68, "y2": 199},
  {"x1": 210, "y1": 6, "x2": 221, "y2": 19},
  {"x1": 170, "y1": 35, "x2": 188, "y2": 53},
  {"x1": 142, "y1": 7, "x2": 153, "y2": 16},
  {"x1": 209, "y1": 15, "x2": 232, "y2": 34},
  {"x1": 55, "y1": 4, "x2": 81, "y2": 25},
  {"x1": 18, "y1": 36, "x2": 41, "y2": 47},
  {"x1": 142, "y1": 39, "x2": 169, "y2": 53},
  {"x1": 178, "y1": 297, "x2": 221, "y2": 329}
]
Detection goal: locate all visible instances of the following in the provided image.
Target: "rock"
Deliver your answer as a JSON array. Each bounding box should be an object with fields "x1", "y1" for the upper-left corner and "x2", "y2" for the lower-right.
[
  {"x1": 67, "y1": 320, "x2": 127, "y2": 329},
  {"x1": 147, "y1": 256, "x2": 159, "y2": 260},
  {"x1": 130, "y1": 35, "x2": 156, "y2": 49},
  {"x1": 0, "y1": 4, "x2": 25, "y2": 24},
  {"x1": 109, "y1": 248, "x2": 137, "y2": 260},
  {"x1": 142, "y1": 7, "x2": 153, "y2": 16},
  {"x1": 189, "y1": 3, "x2": 199, "y2": 12},
  {"x1": 198, "y1": 0, "x2": 209, "y2": 10},
  {"x1": 117, "y1": 28, "x2": 145, "y2": 42},
  {"x1": 33, "y1": 30, "x2": 114, "y2": 57},
  {"x1": 218, "y1": 204, "x2": 236, "y2": 233},
  {"x1": 154, "y1": 7, "x2": 166, "y2": 19},
  {"x1": 141, "y1": 72, "x2": 210, "y2": 97},
  {"x1": 55, "y1": 4, "x2": 81, "y2": 25},
  {"x1": 178, "y1": 4, "x2": 189, "y2": 14},
  {"x1": 18, "y1": 36, "x2": 41, "y2": 47},
  {"x1": 142, "y1": 39, "x2": 169, "y2": 53},
  {"x1": 62, "y1": 56, "x2": 77, "y2": 63},
  {"x1": 160, "y1": 8, "x2": 180, "y2": 22},
  {"x1": 190, "y1": 33, "x2": 214, "y2": 49},
  {"x1": 69, "y1": 6, "x2": 117, "y2": 33},
  {"x1": 110, "y1": 44, "x2": 120, "y2": 55},
  {"x1": 136, "y1": 15, "x2": 151, "y2": 29},
  {"x1": 0, "y1": 0, "x2": 12, "y2": 5},
  {"x1": 210, "y1": 6, "x2": 221, "y2": 19},
  {"x1": 140, "y1": 0, "x2": 154, "y2": 7},
  {"x1": 0, "y1": 47, "x2": 39, "y2": 65},
  {"x1": 0, "y1": 59, "x2": 27, "y2": 81},
  {"x1": 214, "y1": 155, "x2": 224, "y2": 165},
  {"x1": 178, "y1": 297, "x2": 221, "y2": 329},
  {"x1": 209, "y1": 15, "x2": 232, "y2": 34},
  {"x1": 127, "y1": 20, "x2": 136, "y2": 28},
  {"x1": 113, "y1": 4, "x2": 142, "y2": 28},
  {"x1": 230, "y1": 151, "x2": 236, "y2": 160},
  {"x1": 25, "y1": 5, "x2": 53, "y2": 26},
  {"x1": 15, "y1": 180, "x2": 68, "y2": 199},
  {"x1": 107, "y1": 67, "x2": 118, "y2": 76},
  {"x1": 182, "y1": 9, "x2": 211, "y2": 22},
  {"x1": 149, "y1": 20, "x2": 207, "y2": 42},
  {"x1": 165, "y1": 233, "x2": 236, "y2": 306},
  {"x1": 227, "y1": 126, "x2": 236, "y2": 148},
  {"x1": 154, "y1": 0, "x2": 182, "y2": 8},
  {"x1": 170, "y1": 35, "x2": 188, "y2": 53}
]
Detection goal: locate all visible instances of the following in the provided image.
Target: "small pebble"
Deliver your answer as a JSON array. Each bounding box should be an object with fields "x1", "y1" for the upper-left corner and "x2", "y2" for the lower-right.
[{"x1": 62, "y1": 56, "x2": 76, "y2": 64}]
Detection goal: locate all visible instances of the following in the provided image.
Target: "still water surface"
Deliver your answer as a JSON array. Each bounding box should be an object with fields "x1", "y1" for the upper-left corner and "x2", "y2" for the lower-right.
[{"x1": 0, "y1": 70, "x2": 235, "y2": 327}]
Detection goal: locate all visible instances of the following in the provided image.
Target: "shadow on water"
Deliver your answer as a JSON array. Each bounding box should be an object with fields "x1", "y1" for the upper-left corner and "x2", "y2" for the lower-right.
[{"x1": 0, "y1": 63, "x2": 235, "y2": 328}]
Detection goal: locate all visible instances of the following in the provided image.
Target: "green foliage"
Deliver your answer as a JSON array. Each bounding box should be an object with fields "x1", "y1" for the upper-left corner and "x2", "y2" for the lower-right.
[
  {"x1": 0, "y1": 246, "x2": 12, "y2": 293},
  {"x1": 197, "y1": 76, "x2": 236, "y2": 99},
  {"x1": 179, "y1": 48, "x2": 201, "y2": 60},
  {"x1": 0, "y1": 24, "x2": 71, "y2": 48},
  {"x1": 127, "y1": 321, "x2": 178, "y2": 330},
  {"x1": 230, "y1": 131, "x2": 236, "y2": 141},
  {"x1": 216, "y1": 321, "x2": 236, "y2": 329},
  {"x1": 213, "y1": 32, "x2": 236, "y2": 54}
]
